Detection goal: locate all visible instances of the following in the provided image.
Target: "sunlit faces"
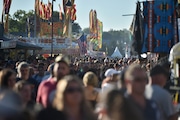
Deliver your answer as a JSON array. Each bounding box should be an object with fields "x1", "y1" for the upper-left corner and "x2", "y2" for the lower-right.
[
  {"x1": 53, "y1": 62, "x2": 70, "y2": 80},
  {"x1": 20, "y1": 67, "x2": 30, "y2": 79},
  {"x1": 112, "y1": 74, "x2": 120, "y2": 82},
  {"x1": 130, "y1": 70, "x2": 147, "y2": 95},
  {"x1": 64, "y1": 82, "x2": 83, "y2": 106}
]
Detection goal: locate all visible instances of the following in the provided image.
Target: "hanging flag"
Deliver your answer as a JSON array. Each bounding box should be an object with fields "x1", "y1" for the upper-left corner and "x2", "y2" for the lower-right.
[
  {"x1": 59, "y1": 4, "x2": 63, "y2": 20},
  {"x1": 35, "y1": 0, "x2": 40, "y2": 15},
  {"x1": 93, "y1": 10, "x2": 97, "y2": 34},
  {"x1": 77, "y1": 34, "x2": 87, "y2": 55},
  {"x1": 97, "y1": 20, "x2": 103, "y2": 49},
  {"x1": 89, "y1": 10, "x2": 93, "y2": 33},
  {"x1": 131, "y1": 1, "x2": 143, "y2": 56},
  {"x1": 39, "y1": 1, "x2": 43, "y2": 19},
  {"x1": 42, "y1": 3, "x2": 47, "y2": 19},
  {"x1": 48, "y1": 1, "x2": 52, "y2": 18},
  {"x1": 71, "y1": 4, "x2": 77, "y2": 21},
  {"x1": 3, "y1": 0, "x2": 12, "y2": 14}
]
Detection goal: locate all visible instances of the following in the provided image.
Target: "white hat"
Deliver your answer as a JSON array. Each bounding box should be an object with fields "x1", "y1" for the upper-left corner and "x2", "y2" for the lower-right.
[{"x1": 105, "y1": 68, "x2": 120, "y2": 77}]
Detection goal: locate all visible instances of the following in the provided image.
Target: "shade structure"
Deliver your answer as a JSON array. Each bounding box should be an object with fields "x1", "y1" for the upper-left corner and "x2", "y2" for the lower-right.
[{"x1": 111, "y1": 47, "x2": 122, "y2": 58}]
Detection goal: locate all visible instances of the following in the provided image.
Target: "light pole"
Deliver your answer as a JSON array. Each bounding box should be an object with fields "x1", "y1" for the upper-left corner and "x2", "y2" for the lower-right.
[{"x1": 51, "y1": 0, "x2": 55, "y2": 57}]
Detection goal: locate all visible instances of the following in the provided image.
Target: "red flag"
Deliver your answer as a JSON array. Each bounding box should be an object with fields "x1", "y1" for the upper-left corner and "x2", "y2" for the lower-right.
[
  {"x1": 3, "y1": 0, "x2": 12, "y2": 14},
  {"x1": 59, "y1": 4, "x2": 63, "y2": 20},
  {"x1": 42, "y1": 3, "x2": 47, "y2": 19},
  {"x1": 71, "y1": 4, "x2": 76, "y2": 21},
  {"x1": 46, "y1": 4, "x2": 51, "y2": 20},
  {"x1": 39, "y1": 1, "x2": 43, "y2": 18},
  {"x1": 35, "y1": 0, "x2": 39, "y2": 15},
  {"x1": 48, "y1": 1, "x2": 52, "y2": 18}
]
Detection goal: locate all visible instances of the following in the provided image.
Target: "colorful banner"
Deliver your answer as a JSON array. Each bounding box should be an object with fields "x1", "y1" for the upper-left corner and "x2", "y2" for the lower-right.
[
  {"x1": 97, "y1": 20, "x2": 103, "y2": 49},
  {"x1": 63, "y1": 0, "x2": 76, "y2": 37},
  {"x1": 35, "y1": 0, "x2": 52, "y2": 20},
  {"x1": 89, "y1": 10, "x2": 103, "y2": 50},
  {"x1": 142, "y1": 0, "x2": 179, "y2": 53},
  {"x1": 3, "y1": 0, "x2": 12, "y2": 14},
  {"x1": 77, "y1": 34, "x2": 87, "y2": 55},
  {"x1": 59, "y1": 4, "x2": 63, "y2": 20}
]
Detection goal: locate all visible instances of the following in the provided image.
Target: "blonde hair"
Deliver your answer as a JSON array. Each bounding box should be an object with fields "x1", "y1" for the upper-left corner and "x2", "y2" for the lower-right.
[
  {"x1": 83, "y1": 72, "x2": 98, "y2": 87},
  {"x1": 53, "y1": 75, "x2": 96, "y2": 120}
]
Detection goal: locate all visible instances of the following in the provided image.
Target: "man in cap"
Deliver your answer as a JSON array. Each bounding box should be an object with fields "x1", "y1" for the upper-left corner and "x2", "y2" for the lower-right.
[
  {"x1": 145, "y1": 65, "x2": 177, "y2": 120},
  {"x1": 36, "y1": 55, "x2": 70, "y2": 107},
  {"x1": 101, "y1": 68, "x2": 120, "y2": 94}
]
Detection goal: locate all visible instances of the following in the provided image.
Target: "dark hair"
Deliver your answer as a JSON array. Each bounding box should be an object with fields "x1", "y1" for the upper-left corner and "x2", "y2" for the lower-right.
[
  {"x1": 38, "y1": 62, "x2": 45, "y2": 67},
  {"x1": 0, "y1": 69, "x2": 15, "y2": 88},
  {"x1": 150, "y1": 65, "x2": 168, "y2": 77}
]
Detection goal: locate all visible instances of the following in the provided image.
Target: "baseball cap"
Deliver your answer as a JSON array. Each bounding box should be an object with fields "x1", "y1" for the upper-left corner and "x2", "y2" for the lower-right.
[
  {"x1": 105, "y1": 68, "x2": 120, "y2": 77},
  {"x1": 55, "y1": 54, "x2": 70, "y2": 66}
]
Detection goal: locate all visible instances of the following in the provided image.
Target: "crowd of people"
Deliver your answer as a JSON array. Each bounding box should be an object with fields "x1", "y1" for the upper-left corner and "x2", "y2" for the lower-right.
[{"x1": 0, "y1": 54, "x2": 178, "y2": 120}]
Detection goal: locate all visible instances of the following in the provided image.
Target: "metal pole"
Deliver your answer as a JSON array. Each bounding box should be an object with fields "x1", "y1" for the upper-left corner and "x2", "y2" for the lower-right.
[
  {"x1": 51, "y1": 0, "x2": 54, "y2": 57},
  {"x1": 34, "y1": 0, "x2": 36, "y2": 38}
]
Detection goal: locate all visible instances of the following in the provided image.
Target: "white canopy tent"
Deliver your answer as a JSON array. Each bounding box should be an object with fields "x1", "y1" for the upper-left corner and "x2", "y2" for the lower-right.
[{"x1": 111, "y1": 47, "x2": 122, "y2": 58}]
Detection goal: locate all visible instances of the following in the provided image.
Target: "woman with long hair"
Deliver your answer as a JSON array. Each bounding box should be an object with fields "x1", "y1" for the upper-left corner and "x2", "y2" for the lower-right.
[
  {"x1": 0, "y1": 69, "x2": 16, "y2": 89},
  {"x1": 53, "y1": 75, "x2": 97, "y2": 120}
]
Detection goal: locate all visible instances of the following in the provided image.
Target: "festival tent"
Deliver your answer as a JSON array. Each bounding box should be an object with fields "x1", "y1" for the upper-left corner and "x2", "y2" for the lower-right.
[{"x1": 111, "y1": 47, "x2": 122, "y2": 58}]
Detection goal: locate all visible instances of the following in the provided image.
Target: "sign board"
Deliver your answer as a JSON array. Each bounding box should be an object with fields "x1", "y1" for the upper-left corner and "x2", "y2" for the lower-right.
[{"x1": 1, "y1": 41, "x2": 16, "y2": 49}]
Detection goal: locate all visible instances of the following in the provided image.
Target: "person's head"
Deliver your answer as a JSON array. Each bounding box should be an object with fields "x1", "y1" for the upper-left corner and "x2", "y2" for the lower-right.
[
  {"x1": 29, "y1": 67, "x2": 35, "y2": 78},
  {"x1": 113, "y1": 63, "x2": 120, "y2": 71},
  {"x1": 104, "y1": 68, "x2": 120, "y2": 82},
  {"x1": 53, "y1": 75, "x2": 97, "y2": 120},
  {"x1": 14, "y1": 81, "x2": 31, "y2": 104},
  {"x1": 150, "y1": 65, "x2": 168, "y2": 87},
  {"x1": 37, "y1": 62, "x2": 45, "y2": 74},
  {"x1": 83, "y1": 72, "x2": 98, "y2": 87},
  {"x1": 53, "y1": 55, "x2": 70, "y2": 80},
  {"x1": 104, "y1": 90, "x2": 143, "y2": 120},
  {"x1": 125, "y1": 64, "x2": 148, "y2": 95},
  {"x1": 17, "y1": 62, "x2": 29, "y2": 80},
  {"x1": 53, "y1": 75, "x2": 84, "y2": 110},
  {"x1": 0, "y1": 69, "x2": 16, "y2": 89}
]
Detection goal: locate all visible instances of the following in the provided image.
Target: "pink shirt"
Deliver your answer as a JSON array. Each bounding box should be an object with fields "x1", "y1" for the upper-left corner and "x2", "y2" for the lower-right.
[{"x1": 36, "y1": 77, "x2": 57, "y2": 107}]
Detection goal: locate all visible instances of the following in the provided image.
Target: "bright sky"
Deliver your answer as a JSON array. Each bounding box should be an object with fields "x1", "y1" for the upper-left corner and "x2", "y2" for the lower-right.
[{"x1": 0, "y1": 0, "x2": 138, "y2": 31}]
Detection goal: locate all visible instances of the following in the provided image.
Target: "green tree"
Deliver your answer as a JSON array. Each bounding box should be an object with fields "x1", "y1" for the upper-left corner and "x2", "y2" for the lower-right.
[
  {"x1": 72, "y1": 22, "x2": 81, "y2": 33},
  {"x1": 101, "y1": 29, "x2": 132, "y2": 56},
  {"x1": 83, "y1": 27, "x2": 90, "y2": 34},
  {"x1": 9, "y1": 10, "x2": 34, "y2": 33}
]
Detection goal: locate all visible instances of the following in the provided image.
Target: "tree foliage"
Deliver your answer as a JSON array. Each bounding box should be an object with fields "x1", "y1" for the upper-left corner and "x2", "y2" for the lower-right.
[
  {"x1": 9, "y1": 10, "x2": 81, "y2": 35},
  {"x1": 83, "y1": 27, "x2": 90, "y2": 34},
  {"x1": 101, "y1": 29, "x2": 132, "y2": 56},
  {"x1": 72, "y1": 22, "x2": 81, "y2": 33}
]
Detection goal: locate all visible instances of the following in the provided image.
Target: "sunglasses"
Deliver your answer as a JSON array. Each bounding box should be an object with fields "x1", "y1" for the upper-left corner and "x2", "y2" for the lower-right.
[{"x1": 65, "y1": 87, "x2": 82, "y2": 93}]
